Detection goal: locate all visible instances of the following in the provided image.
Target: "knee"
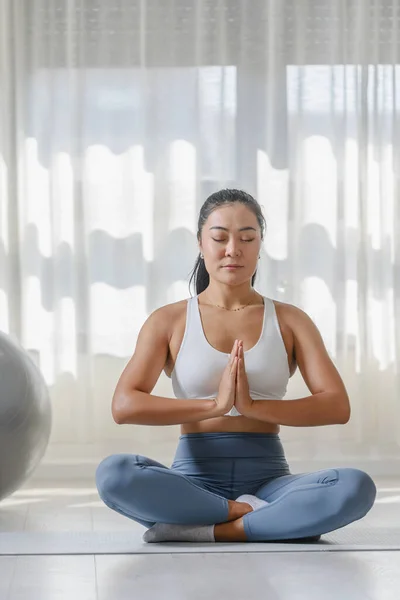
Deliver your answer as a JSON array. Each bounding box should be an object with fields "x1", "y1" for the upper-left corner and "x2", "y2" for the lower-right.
[
  {"x1": 95, "y1": 453, "x2": 140, "y2": 504},
  {"x1": 342, "y1": 468, "x2": 377, "y2": 516}
]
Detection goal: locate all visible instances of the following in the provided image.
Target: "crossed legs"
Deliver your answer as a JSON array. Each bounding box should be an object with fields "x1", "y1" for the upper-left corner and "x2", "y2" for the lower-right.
[{"x1": 96, "y1": 454, "x2": 377, "y2": 542}]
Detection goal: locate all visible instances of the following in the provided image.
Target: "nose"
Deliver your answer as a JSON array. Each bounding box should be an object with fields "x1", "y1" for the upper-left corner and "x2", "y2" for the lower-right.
[{"x1": 225, "y1": 242, "x2": 241, "y2": 257}]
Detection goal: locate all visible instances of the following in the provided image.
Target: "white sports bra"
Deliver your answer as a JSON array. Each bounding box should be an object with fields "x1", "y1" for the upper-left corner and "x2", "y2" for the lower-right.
[{"x1": 171, "y1": 295, "x2": 290, "y2": 416}]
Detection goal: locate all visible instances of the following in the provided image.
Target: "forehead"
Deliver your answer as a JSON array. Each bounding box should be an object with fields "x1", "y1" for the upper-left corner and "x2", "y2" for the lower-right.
[{"x1": 206, "y1": 203, "x2": 259, "y2": 231}]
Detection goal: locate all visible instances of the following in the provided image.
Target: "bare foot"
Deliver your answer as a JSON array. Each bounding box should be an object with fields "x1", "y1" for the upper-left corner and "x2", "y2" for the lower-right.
[
  {"x1": 226, "y1": 499, "x2": 253, "y2": 522},
  {"x1": 214, "y1": 515, "x2": 248, "y2": 542}
]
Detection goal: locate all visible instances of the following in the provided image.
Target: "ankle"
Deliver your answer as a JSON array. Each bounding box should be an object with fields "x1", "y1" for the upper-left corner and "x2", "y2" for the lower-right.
[{"x1": 214, "y1": 516, "x2": 248, "y2": 543}]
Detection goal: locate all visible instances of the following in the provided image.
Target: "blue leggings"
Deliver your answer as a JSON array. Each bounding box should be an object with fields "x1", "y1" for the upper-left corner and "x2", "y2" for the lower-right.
[{"x1": 95, "y1": 432, "x2": 377, "y2": 542}]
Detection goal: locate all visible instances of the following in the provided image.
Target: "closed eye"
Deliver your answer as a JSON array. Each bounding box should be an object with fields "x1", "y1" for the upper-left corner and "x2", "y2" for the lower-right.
[{"x1": 212, "y1": 239, "x2": 255, "y2": 243}]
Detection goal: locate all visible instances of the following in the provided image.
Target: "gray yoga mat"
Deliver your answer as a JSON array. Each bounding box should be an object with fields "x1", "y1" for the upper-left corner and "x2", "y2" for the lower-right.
[{"x1": 0, "y1": 527, "x2": 399, "y2": 555}]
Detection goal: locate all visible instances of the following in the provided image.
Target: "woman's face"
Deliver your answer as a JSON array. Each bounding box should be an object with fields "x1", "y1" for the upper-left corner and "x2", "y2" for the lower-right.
[{"x1": 199, "y1": 203, "x2": 262, "y2": 284}]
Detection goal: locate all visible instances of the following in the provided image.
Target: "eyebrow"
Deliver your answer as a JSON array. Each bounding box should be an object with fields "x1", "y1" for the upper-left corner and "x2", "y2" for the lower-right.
[{"x1": 209, "y1": 226, "x2": 257, "y2": 232}]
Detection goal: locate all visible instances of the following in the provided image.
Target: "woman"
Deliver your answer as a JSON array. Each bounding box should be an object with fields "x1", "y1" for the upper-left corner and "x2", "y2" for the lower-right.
[{"x1": 96, "y1": 189, "x2": 376, "y2": 544}]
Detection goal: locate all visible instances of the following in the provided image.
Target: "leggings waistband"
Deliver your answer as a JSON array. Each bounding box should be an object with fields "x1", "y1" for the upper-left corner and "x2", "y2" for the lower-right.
[{"x1": 174, "y1": 432, "x2": 287, "y2": 460}]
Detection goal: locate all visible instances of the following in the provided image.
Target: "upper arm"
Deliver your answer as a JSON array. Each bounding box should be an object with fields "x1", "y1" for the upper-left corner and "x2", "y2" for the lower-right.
[
  {"x1": 112, "y1": 306, "x2": 172, "y2": 419},
  {"x1": 287, "y1": 305, "x2": 349, "y2": 401}
]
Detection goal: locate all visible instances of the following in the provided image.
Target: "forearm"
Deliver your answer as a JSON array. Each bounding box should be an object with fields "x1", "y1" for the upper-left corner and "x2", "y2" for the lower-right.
[
  {"x1": 245, "y1": 392, "x2": 351, "y2": 427},
  {"x1": 112, "y1": 389, "x2": 220, "y2": 425}
]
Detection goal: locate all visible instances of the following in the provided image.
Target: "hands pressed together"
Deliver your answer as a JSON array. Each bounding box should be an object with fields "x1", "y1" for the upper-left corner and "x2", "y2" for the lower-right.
[{"x1": 214, "y1": 339, "x2": 254, "y2": 417}]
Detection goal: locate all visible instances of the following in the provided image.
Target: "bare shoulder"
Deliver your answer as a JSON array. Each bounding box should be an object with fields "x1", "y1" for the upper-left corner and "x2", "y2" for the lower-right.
[
  {"x1": 273, "y1": 299, "x2": 329, "y2": 356},
  {"x1": 153, "y1": 298, "x2": 190, "y2": 338},
  {"x1": 157, "y1": 298, "x2": 189, "y2": 319},
  {"x1": 271, "y1": 300, "x2": 321, "y2": 351},
  {"x1": 273, "y1": 300, "x2": 312, "y2": 328}
]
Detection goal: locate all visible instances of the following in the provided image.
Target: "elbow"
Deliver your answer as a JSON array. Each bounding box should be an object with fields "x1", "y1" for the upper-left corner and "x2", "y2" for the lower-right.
[
  {"x1": 111, "y1": 389, "x2": 138, "y2": 425},
  {"x1": 337, "y1": 397, "x2": 351, "y2": 425},
  {"x1": 324, "y1": 391, "x2": 350, "y2": 425},
  {"x1": 111, "y1": 401, "x2": 125, "y2": 425},
  {"x1": 340, "y1": 408, "x2": 351, "y2": 424},
  {"x1": 112, "y1": 410, "x2": 124, "y2": 425}
]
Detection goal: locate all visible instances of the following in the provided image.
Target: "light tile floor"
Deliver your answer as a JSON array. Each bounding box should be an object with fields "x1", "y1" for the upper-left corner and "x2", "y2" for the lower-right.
[{"x1": 0, "y1": 477, "x2": 399, "y2": 600}]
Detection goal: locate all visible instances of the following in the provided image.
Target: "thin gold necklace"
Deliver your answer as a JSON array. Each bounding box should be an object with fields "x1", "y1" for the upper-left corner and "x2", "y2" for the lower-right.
[{"x1": 205, "y1": 291, "x2": 257, "y2": 311}]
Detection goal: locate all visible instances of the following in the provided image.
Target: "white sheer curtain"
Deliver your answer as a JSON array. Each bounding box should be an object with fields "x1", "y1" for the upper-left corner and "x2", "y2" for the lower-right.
[{"x1": 1, "y1": 0, "x2": 399, "y2": 478}]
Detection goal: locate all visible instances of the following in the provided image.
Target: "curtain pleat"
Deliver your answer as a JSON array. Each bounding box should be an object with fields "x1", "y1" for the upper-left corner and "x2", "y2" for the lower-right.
[{"x1": 1, "y1": 0, "x2": 399, "y2": 470}]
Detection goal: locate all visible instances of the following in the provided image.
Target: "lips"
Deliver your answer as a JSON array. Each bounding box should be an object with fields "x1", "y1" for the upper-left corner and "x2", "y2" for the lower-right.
[{"x1": 223, "y1": 265, "x2": 242, "y2": 269}]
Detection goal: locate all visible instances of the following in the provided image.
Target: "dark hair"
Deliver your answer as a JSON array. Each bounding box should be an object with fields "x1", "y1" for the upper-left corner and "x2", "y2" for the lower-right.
[{"x1": 188, "y1": 189, "x2": 266, "y2": 296}]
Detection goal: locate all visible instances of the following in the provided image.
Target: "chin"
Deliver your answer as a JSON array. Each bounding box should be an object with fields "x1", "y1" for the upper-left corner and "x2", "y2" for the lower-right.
[{"x1": 223, "y1": 269, "x2": 250, "y2": 277}]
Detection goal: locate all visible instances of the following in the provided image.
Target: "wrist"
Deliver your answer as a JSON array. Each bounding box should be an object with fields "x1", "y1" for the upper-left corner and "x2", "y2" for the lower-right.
[
  {"x1": 240, "y1": 396, "x2": 255, "y2": 417},
  {"x1": 209, "y1": 397, "x2": 223, "y2": 418}
]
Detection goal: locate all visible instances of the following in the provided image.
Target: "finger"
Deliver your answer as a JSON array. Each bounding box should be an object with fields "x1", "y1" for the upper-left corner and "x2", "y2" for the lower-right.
[
  {"x1": 237, "y1": 358, "x2": 242, "y2": 384},
  {"x1": 230, "y1": 356, "x2": 238, "y2": 375},
  {"x1": 230, "y1": 339, "x2": 238, "y2": 361},
  {"x1": 239, "y1": 345, "x2": 245, "y2": 368},
  {"x1": 233, "y1": 356, "x2": 239, "y2": 376}
]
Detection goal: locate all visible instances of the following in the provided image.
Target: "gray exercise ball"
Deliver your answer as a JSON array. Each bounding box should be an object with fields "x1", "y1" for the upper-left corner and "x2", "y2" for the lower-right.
[{"x1": 0, "y1": 331, "x2": 52, "y2": 501}]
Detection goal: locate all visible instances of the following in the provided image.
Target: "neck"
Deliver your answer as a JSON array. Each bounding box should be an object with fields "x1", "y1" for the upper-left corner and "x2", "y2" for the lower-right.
[{"x1": 201, "y1": 284, "x2": 259, "y2": 310}]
